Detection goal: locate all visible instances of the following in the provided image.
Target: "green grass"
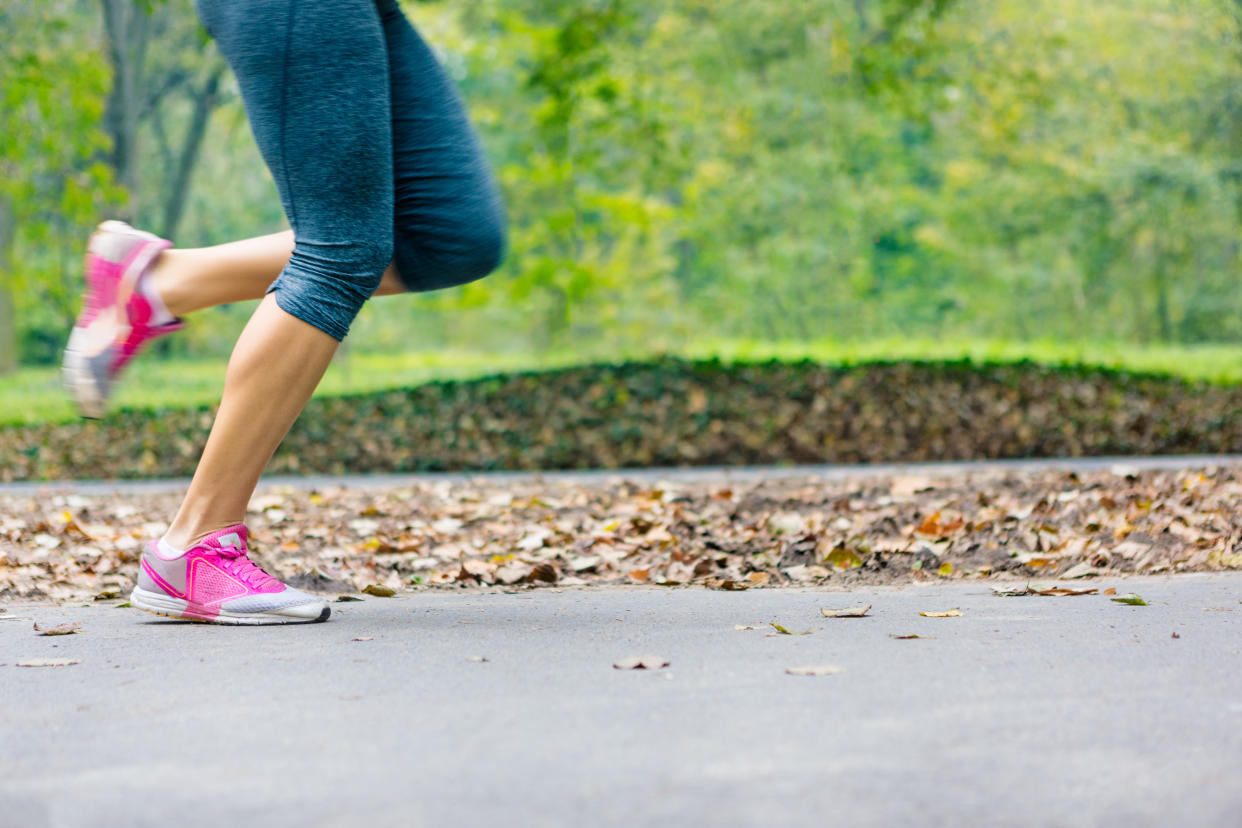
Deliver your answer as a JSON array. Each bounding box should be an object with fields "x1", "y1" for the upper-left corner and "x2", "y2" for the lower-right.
[{"x1": 4, "y1": 338, "x2": 1241, "y2": 427}]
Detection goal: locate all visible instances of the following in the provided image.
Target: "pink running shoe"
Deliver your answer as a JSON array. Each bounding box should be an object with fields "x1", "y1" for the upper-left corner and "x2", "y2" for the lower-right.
[
  {"x1": 63, "y1": 220, "x2": 183, "y2": 418},
  {"x1": 131, "y1": 525, "x2": 330, "y2": 625}
]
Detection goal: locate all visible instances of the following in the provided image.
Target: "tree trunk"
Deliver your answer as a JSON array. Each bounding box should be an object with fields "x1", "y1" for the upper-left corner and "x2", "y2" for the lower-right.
[
  {"x1": 100, "y1": 0, "x2": 151, "y2": 217},
  {"x1": 160, "y1": 64, "x2": 225, "y2": 240},
  {"x1": 0, "y1": 197, "x2": 17, "y2": 374}
]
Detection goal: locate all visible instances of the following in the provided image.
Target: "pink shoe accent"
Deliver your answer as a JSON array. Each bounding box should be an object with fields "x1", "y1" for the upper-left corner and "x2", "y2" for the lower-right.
[
  {"x1": 134, "y1": 525, "x2": 322, "y2": 625},
  {"x1": 64, "y1": 221, "x2": 182, "y2": 418}
]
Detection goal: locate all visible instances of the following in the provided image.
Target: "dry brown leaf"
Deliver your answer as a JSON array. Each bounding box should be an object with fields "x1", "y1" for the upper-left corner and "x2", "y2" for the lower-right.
[
  {"x1": 352, "y1": 636, "x2": 374, "y2": 642},
  {"x1": 1102, "y1": 587, "x2": 1117, "y2": 595},
  {"x1": 613, "y1": 655, "x2": 669, "y2": 670},
  {"x1": 627, "y1": 568, "x2": 650, "y2": 583},
  {"x1": 1032, "y1": 586, "x2": 1098, "y2": 596},
  {"x1": 527, "y1": 563, "x2": 558, "y2": 583},
  {"x1": 919, "y1": 608, "x2": 963, "y2": 617},
  {"x1": 889, "y1": 634, "x2": 934, "y2": 639},
  {"x1": 33, "y1": 621, "x2": 82, "y2": 636},
  {"x1": 819, "y1": 605, "x2": 871, "y2": 618}
]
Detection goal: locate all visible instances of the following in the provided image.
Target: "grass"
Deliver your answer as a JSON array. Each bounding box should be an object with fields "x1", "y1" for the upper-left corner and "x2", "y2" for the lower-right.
[{"x1": 3, "y1": 337, "x2": 1241, "y2": 427}]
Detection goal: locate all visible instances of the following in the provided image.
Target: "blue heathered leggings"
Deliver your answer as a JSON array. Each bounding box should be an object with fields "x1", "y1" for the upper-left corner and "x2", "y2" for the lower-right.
[{"x1": 194, "y1": 0, "x2": 506, "y2": 341}]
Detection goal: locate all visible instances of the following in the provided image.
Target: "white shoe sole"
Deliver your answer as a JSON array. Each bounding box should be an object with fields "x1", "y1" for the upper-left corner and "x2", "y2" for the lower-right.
[
  {"x1": 130, "y1": 586, "x2": 331, "y2": 626},
  {"x1": 62, "y1": 327, "x2": 109, "y2": 420}
]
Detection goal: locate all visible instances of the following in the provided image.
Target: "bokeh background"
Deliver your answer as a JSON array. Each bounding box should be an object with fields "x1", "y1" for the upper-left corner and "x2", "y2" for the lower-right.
[{"x1": 4, "y1": 0, "x2": 1242, "y2": 424}]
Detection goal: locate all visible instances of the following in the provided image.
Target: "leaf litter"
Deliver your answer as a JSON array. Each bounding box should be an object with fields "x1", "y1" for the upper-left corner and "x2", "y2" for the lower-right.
[
  {"x1": 768, "y1": 623, "x2": 813, "y2": 636},
  {"x1": 919, "y1": 609, "x2": 963, "y2": 617},
  {"x1": 33, "y1": 621, "x2": 81, "y2": 636},
  {"x1": 3, "y1": 466, "x2": 1241, "y2": 602},
  {"x1": 820, "y1": 605, "x2": 871, "y2": 618}
]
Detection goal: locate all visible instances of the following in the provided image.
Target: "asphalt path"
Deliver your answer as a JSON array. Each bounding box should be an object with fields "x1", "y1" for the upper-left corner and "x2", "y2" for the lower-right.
[
  {"x1": 3, "y1": 453, "x2": 1241, "y2": 496},
  {"x1": 3, "y1": 575, "x2": 1241, "y2": 827}
]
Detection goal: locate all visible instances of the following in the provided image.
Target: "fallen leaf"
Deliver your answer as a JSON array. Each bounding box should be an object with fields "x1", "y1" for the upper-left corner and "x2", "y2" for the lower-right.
[
  {"x1": 706, "y1": 577, "x2": 750, "y2": 591},
  {"x1": 627, "y1": 568, "x2": 650, "y2": 583},
  {"x1": 734, "y1": 624, "x2": 763, "y2": 630},
  {"x1": 467, "y1": 656, "x2": 489, "y2": 663},
  {"x1": 115, "y1": 602, "x2": 131, "y2": 608},
  {"x1": 16, "y1": 658, "x2": 80, "y2": 667},
  {"x1": 819, "y1": 605, "x2": 871, "y2": 618},
  {"x1": 527, "y1": 562, "x2": 558, "y2": 583},
  {"x1": 937, "y1": 562, "x2": 953, "y2": 577},
  {"x1": 1032, "y1": 586, "x2": 1098, "y2": 597},
  {"x1": 1102, "y1": 588, "x2": 1117, "y2": 595},
  {"x1": 889, "y1": 634, "x2": 934, "y2": 639},
  {"x1": 1111, "y1": 593, "x2": 1147, "y2": 606},
  {"x1": 1059, "y1": 562, "x2": 1100, "y2": 579},
  {"x1": 919, "y1": 608, "x2": 963, "y2": 617},
  {"x1": 1171, "y1": 632, "x2": 1180, "y2": 639},
  {"x1": 352, "y1": 636, "x2": 373, "y2": 642},
  {"x1": 33, "y1": 621, "x2": 82, "y2": 636},
  {"x1": 94, "y1": 590, "x2": 121, "y2": 601},
  {"x1": 747, "y1": 571, "x2": 771, "y2": 585},
  {"x1": 362, "y1": 584, "x2": 396, "y2": 597},
  {"x1": 785, "y1": 665, "x2": 844, "y2": 676},
  {"x1": 991, "y1": 585, "x2": 1032, "y2": 597},
  {"x1": 336, "y1": 595, "x2": 364, "y2": 602},
  {"x1": 613, "y1": 655, "x2": 670, "y2": 670},
  {"x1": 823, "y1": 548, "x2": 863, "y2": 570},
  {"x1": 769, "y1": 622, "x2": 813, "y2": 635}
]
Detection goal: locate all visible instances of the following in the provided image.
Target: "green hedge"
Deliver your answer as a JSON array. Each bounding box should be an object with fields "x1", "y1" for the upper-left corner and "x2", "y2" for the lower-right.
[{"x1": 3, "y1": 357, "x2": 1239, "y2": 481}]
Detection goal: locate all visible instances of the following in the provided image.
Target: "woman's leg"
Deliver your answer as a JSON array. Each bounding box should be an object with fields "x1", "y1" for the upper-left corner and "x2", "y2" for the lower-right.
[
  {"x1": 150, "y1": 231, "x2": 406, "y2": 318},
  {"x1": 376, "y1": 0, "x2": 506, "y2": 292},
  {"x1": 150, "y1": 0, "x2": 507, "y2": 319},
  {"x1": 165, "y1": 0, "x2": 394, "y2": 548}
]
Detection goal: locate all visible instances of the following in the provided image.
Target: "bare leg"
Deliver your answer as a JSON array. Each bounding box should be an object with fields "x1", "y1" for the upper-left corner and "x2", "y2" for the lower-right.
[
  {"x1": 149, "y1": 230, "x2": 407, "y2": 317},
  {"x1": 162, "y1": 293, "x2": 338, "y2": 548}
]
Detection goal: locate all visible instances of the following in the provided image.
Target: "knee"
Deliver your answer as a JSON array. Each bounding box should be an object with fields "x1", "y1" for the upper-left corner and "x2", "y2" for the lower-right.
[
  {"x1": 352, "y1": 237, "x2": 395, "y2": 294},
  {"x1": 273, "y1": 234, "x2": 393, "y2": 340},
  {"x1": 394, "y1": 207, "x2": 506, "y2": 292}
]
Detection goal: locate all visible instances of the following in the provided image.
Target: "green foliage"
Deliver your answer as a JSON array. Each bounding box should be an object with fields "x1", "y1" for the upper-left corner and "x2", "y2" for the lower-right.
[
  {"x1": 5, "y1": 0, "x2": 1242, "y2": 365},
  {"x1": 0, "y1": 2, "x2": 123, "y2": 367}
]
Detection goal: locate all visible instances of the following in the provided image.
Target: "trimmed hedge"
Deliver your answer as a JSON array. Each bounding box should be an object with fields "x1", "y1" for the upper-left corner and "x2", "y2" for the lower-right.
[{"x1": 3, "y1": 357, "x2": 1240, "y2": 481}]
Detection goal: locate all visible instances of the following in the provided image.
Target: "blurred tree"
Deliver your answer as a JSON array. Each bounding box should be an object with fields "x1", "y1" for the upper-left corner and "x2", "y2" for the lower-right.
[{"x1": 0, "y1": 2, "x2": 118, "y2": 372}]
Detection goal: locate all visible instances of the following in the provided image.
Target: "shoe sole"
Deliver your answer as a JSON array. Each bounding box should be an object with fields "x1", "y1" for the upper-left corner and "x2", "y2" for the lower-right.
[
  {"x1": 130, "y1": 586, "x2": 331, "y2": 626},
  {"x1": 62, "y1": 327, "x2": 110, "y2": 420}
]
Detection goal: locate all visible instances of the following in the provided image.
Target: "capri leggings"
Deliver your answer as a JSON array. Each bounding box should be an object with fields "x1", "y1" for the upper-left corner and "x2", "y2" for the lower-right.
[{"x1": 193, "y1": 0, "x2": 506, "y2": 340}]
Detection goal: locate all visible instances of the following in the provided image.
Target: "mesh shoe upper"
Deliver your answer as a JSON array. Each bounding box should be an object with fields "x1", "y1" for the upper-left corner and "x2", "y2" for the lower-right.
[{"x1": 139, "y1": 524, "x2": 323, "y2": 619}]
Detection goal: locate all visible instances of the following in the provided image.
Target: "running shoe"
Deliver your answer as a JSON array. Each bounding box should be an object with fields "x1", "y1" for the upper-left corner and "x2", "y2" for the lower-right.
[
  {"x1": 63, "y1": 220, "x2": 183, "y2": 418},
  {"x1": 131, "y1": 524, "x2": 330, "y2": 625}
]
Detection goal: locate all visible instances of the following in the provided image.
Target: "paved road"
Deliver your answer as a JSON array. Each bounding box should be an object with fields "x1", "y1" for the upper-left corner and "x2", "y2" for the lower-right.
[
  {"x1": 3, "y1": 453, "x2": 1241, "y2": 496},
  {"x1": 3, "y1": 575, "x2": 1241, "y2": 827}
]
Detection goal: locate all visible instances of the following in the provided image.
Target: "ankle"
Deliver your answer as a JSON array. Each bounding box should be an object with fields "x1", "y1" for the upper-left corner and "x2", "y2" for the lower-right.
[
  {"x1": 163, "y1": 520, "x2": 244, "y2": 551},
  {"x1": 147, "y1": 250, "x2": 189, "y2": 318}
]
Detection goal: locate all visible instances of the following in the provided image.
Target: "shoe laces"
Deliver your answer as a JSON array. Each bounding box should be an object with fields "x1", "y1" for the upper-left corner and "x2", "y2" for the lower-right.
[{"x1": 213, "y1": 541, "x2": 282, "y2": 591}]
